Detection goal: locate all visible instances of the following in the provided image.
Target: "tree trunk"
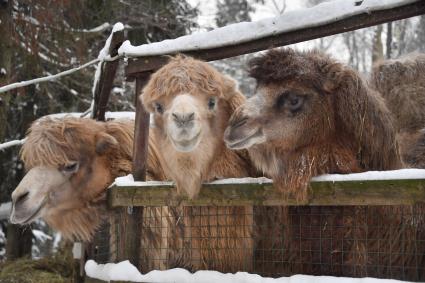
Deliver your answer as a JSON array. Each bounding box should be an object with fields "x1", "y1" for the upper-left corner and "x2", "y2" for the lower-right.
[
  {"x1": 372, "y1": 25, "x2": 384, "y2": 65},
  {"x1": 386, "y1": 22, "x2": 392, "y2": 59},
  {"x1": 5, "y1": 224, "x2": 33, "y2": 260}
]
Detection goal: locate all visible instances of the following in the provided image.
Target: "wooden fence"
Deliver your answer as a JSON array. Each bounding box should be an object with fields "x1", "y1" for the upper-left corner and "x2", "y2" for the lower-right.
[{"x1": 86, "y1": 1, "x2": 425, "y2": 282}]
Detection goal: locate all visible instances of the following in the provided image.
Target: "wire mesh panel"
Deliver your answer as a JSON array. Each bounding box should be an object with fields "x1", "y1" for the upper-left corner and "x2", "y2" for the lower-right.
[{"x1": 135, "y1": 205, "x2": 425, "y2": 281}]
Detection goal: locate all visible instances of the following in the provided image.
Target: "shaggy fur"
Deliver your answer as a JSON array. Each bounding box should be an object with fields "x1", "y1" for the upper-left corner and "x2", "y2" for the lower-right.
[
  {"x1": 140, "y1": 55, "x2": 258, "y2": 272},
  {"x1": 371, "y1": 53, "x2": 425, "y2": 168},
  {"x1": 19, "y1": 117, "x2": 165, "y2": 241},
  {"x1": 227, "y1": 48, "x2": 401, "y2": 199},
  {"x1": 224, "y1": 48, "x2": 419, "y2": 277}
]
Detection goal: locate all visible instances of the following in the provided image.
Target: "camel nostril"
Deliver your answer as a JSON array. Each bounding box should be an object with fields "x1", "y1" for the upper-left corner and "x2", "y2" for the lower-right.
[
  {"x1": 231, "y1": 117, "x2": 249, "y2": 129},
  {"x1": 15, "y1": 191, "x2": 29, "y2": 205},
  {"x1": 188, "y1": 112, "x2": 195, "y2": 121},
  {"x1": 172, "y1": 113, "x2": 179, "y2": 121}
]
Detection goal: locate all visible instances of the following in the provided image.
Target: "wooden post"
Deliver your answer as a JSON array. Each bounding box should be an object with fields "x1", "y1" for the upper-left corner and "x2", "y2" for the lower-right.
[
  {"x1": 113, "y1": 73, "x2": 151, "y2": 268},
  {"x1": 93, "y1": 29, "x2": 124, "y2": 121},
  {"x1": 132, "y1": 73, "x2": 151, "y2": 181}
]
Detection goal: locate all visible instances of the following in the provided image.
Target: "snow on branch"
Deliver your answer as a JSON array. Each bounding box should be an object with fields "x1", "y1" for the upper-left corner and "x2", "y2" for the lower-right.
[
  {"x1": 118, "y1": 0, "x2": 418, "y2": 57},
  {"x1": 0, "y1": 58, "x2": 101, "y2": 94},
  {"x1": 0, "y1": 23, "x2": 124, "y2": 94},
  {"x1": 0, "y1": 139, "x2": 25, "y2": 151},
  {"x1": 85, "y1": 259, "x2": 414, "y2": 283}
]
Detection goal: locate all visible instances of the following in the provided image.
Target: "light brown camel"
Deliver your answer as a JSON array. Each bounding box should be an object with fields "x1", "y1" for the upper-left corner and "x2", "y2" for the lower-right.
[
  {"x1": 140, "y1": 55, "x2": 258, "y2": 272},
  {"x1": 10, "y1": 116, "x2": 165, "y2": 242},
  {"x1": 224, "y1": 49, "x2": 424, "y2": 279},
  {"x1": 371, "y1": 53, "x2": 425, "y2": 168}
]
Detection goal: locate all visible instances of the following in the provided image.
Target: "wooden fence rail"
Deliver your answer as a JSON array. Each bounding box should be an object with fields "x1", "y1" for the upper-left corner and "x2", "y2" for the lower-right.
[{"x1": 108, "y1": 178, "x2": 425, "y2": 207}]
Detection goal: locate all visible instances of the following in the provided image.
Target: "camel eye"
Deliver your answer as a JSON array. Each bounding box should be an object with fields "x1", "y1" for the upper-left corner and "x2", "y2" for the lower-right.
[
  {"x1": 208, "y1": 97, "x2": 216, "y2": 110},
  {"x1": 288, "y1": 96, "x2": 303, "y2": 110},
  {"x1": 62, "y1": 162, "x2": 79, "y2": 174},
  {"x1": 154, "y1": 102, "x2": 164, "y2": 114}
]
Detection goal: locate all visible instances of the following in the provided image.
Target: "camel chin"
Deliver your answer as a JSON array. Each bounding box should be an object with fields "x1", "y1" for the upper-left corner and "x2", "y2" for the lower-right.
[{"x1": 169, "y1": 130, "x2": 202, "y2": 152}]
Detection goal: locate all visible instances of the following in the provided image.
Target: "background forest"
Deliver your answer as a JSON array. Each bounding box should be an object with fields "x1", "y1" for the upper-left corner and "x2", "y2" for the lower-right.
[{"x1": 0, "y1": 0, "x2": 424, "y2": 273}]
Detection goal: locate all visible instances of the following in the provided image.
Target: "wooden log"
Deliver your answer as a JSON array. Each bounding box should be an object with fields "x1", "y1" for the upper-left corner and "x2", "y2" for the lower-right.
[
  {"x1": 108, "y1": 178, "x2": 425, "y2": 207},
  {"x1": 93, "y1": 29, "x2": 125, "y2": 121},
  {"x1": 125, "y1": 1, "x2": 425, "y2": 78}
]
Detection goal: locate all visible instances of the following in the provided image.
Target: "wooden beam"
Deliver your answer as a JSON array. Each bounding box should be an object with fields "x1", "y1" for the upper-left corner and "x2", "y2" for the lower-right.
[
  {"x1": 132, "y1": 74, "x2": 151, "y2": 181},
  {"x1": 93, "y1": 30, "x2": 125, "y2": 121},
  {"x1": 108, "y1": 179, "x2": 425, "y2": 207},
  {"x1": 125, "y1": 1, "x2": 425, "y2": 78}
]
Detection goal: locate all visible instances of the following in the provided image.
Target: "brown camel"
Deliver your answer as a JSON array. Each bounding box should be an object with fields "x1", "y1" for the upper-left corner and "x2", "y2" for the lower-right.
[
  {"x1": 225, "y1": 48, "x2": 401, "y2": 199},
  {"x1": 371, "y1": 53, "x2": 425, "y2": 168},
  {"x1": 224, "y1": 49, "x2": 424, "y2": 279},
  {"x1": 140, "y1": 55, "x2": 258, "y2": 272},
  {"x1": 10, "y1": 116, "x2": 165, "y2": 242}
]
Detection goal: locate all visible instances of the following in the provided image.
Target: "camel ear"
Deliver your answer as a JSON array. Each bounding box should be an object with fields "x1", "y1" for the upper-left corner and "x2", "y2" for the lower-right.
[
  {"x1": 95, "y1": 132, "x2": 118, "y2": 155},
  {"x1": 222, "y1": 75, "x2": 246, "y2": 114}
]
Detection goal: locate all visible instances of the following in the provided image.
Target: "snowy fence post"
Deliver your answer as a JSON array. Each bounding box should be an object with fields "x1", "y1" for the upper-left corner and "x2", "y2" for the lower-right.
[{"x1": 93, "y1": 29, "x2": 125, "y2": 121}]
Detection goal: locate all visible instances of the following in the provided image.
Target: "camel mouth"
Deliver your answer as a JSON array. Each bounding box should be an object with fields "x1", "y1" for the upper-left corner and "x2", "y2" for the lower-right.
[
  {"x1": 225, "y1": 128, "x2": 265, "y2": 150},
  {"x1": 10, "y1": 197, "x2": 47, "y2": 225},
  {"x1": 170, "y1": 131, "x2": 202, "y2": 152}
]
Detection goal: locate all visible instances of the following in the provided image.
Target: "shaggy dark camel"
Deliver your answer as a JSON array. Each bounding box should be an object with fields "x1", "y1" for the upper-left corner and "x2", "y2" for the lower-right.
[
  {"x1": 224, "y1": 49, "x2": 424, "y2": 279},
  {"x1": 371, "y1": 53, "x2": 425, "y2": 168}
]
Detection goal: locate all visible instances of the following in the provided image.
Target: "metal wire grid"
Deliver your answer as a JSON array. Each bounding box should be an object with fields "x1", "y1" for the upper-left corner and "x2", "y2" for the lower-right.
[{"x1": 135, "y1": 205, "x2": 425, "y2": 281}]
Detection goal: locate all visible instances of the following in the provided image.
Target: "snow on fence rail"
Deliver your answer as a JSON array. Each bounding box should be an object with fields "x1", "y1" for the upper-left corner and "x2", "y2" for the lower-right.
[{"x1": 119, "y1": 0, "x2": 417, "y2": 57}]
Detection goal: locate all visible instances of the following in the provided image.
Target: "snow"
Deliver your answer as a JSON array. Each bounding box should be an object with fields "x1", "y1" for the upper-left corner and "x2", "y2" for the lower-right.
[
  {"x1": 113, "y1": 174, "x2": 173, "y2": 187},
  {"x1": 0, "y1": 138, "x2": 25, "y2": 151},
  {"x1": 85, "y1": 260, "x2": 143, "y2": 282},
  {"x1": 118, "y1": 0, "x2": 417, "y2": 57},
  {"x1": 32, "y1": 229, "x2": 53, "y2": 243},
  {"x1": 45, "y1": 111, "x2": 135, "y2": 120},
  {"x1": 0, "y1": 58, "x2": 100, "y2": 93},
  {"x1": 85, "y1": 260, "x2": 414, "y2": 283},
  {"x1": 90, "y1": 22, "x2": 125, "y2": 117},
  {"x1": 312, "y1": 169, "x2": 425, "y2": 182},
  {"x1": 0, "y1": 202, "x2": 11, "y2": 220},
  {"x1": 114, "y1": 169, "x2": 425, "y2": 187}
]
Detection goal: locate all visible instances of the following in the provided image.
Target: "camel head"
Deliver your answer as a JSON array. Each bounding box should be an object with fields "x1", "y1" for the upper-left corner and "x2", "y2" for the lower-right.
[
  {"x1": 225, "y1": 49, "x2": 335, "y2": 152},
  {"x1": 225, "y1": 48, "x2": 401, "y2": 198},
  {"x1": 142, "y1": 55, "x2": 245, "y2": 198},
  {"x1": 10, "y1": 117, "x2": 133, "y2": 240}
]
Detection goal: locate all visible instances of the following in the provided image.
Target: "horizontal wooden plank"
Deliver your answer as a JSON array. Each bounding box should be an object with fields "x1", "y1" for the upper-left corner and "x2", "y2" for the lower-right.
[
  {"x1": 108, "y1": 178, "x2": 425, "y2": 207},
  {"x1": 125, "y1": 1, "x2": 425, "y2": 78}
]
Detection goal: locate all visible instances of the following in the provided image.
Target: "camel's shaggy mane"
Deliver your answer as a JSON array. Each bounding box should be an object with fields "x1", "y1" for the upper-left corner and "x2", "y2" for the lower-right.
[
  {"x1": 21, "y1": 116, "x2": 133, "y2": 177},
  {"x1": 142, "y1": 55, "x2": 240, "y2": 113},
  {"x1": 20, "y1": 116, "x2": 135, "y2": 241}
]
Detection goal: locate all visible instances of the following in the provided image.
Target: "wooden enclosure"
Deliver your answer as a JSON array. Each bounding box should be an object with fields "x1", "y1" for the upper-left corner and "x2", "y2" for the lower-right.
[{"x1": 86, "y1": 1, "x2": 425, "y2": 282}]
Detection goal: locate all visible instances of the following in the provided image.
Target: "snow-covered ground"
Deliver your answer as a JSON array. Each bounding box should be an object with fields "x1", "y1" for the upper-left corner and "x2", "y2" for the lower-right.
[
  {"x1": 85, "y1": 260, "x2": 414, "y2": 283},
  {"x1": 113, "y1": 169, "x2": 425, "y2": 187}
]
